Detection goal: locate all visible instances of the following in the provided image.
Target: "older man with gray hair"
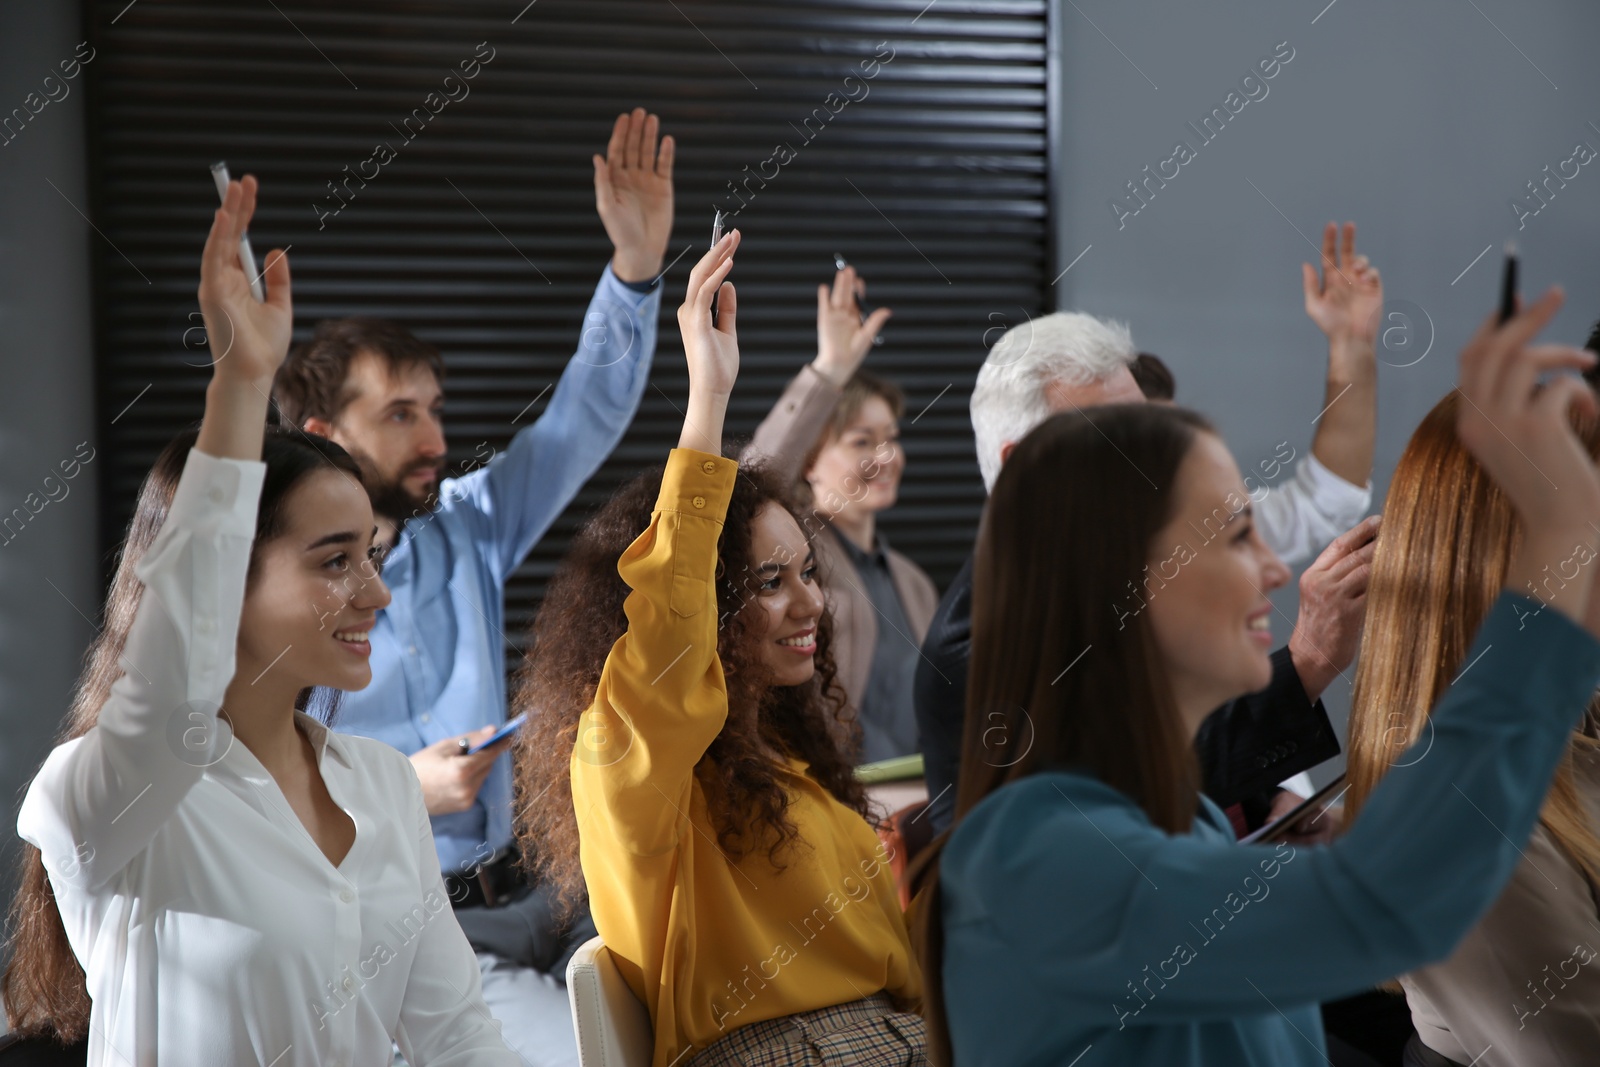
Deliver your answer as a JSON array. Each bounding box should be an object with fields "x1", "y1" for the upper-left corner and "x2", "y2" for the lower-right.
[{"x1": 914, "y1": 225, "x2": 1381, "y2": 839}]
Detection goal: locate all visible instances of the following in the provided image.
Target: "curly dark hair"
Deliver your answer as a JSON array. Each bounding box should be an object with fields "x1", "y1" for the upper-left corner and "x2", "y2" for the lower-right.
[{"x1": 512, "y1": 461, "x2": 873, "y2": 917}]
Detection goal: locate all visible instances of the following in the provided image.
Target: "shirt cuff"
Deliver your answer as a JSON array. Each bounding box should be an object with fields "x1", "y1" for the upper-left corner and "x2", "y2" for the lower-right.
[
  {"x1": 601, "y1": 263, "x2": 664, "y2": 305},
  {"x1": 656, "y1": 449, "x2": 738, "y2": 525},
  {"x1": 1298, "y1": 451, "x2": 1372, "y2": 508},
  {"x1": 169, "y1": 448, "x2": 267, "y2": 538}
]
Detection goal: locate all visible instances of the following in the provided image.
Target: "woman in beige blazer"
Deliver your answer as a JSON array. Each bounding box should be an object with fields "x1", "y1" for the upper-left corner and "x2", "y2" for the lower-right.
[{"x1": 745, "y1": 265, "x2": 938, "y2": 763}]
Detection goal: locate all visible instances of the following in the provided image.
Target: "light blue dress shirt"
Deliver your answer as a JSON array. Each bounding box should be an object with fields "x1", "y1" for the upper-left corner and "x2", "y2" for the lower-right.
[
  {"x1": 940, "y1": 591, "x2": 1600, "y2": 1067},
  {"x1": 332, "y1": 267, "x2": 660, "y2": 874}
]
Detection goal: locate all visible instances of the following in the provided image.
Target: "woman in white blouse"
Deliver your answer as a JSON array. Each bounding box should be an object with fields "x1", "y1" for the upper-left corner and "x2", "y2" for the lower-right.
[{"x1": 2, "y1": 177, "x2": 518, "y2": 1065}]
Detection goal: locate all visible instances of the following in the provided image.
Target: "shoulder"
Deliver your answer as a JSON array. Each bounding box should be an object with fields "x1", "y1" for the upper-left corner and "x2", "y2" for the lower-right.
[
  {"x1": 945, "y1": 773, "x2": 1148, "y2": 880},
  {"x1": 327, "y1": 732, "x2": 425, "y2": 807}
]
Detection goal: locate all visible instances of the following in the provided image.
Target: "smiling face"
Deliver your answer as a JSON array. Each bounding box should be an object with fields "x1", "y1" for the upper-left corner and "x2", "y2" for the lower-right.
[
  {"x1": 306, "y1": 351, "x2": 448, "y2": 521},
  {"x1": 806, "y1": 395, "x2": 904, "y2": 522},
  {"x1": 236, "y1": 467, "x2": 392, "y2": 695},
  {"x1": 1143, "y1": 431, "x2": 1290, "y2": 737},
  {"x1": 742, "y1": 502, "x2": 827, "y2": 688}
]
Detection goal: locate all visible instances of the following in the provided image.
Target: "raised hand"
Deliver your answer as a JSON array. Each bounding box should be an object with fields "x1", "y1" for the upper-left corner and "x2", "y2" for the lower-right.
[
  {"x1": 1456, "y1": 287, "x2": 1600, "y2": 630},
  {"x1": 195, "y1": 175, "x2": 292, "y2": 462},
  {"x1": 595, "y1": 108, "x2": 675, "y2": 284},
  {"x1": 198, "y1": 176, "x2": 292, "y2": 387},
  {"x1": 1302, "y1": 222, "x2": 1382, "y2": 346},
  {"x1": 676, "y1": 230, "x2": 741, "y2": 454},
  {"x1": 814, "y1": 265, "x2": 893, "y2": 386}
]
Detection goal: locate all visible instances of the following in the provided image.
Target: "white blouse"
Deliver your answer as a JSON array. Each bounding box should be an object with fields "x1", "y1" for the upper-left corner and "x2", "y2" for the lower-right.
[{"x1": 17, "y1": 449, "x2": 519, "y2": 1067}]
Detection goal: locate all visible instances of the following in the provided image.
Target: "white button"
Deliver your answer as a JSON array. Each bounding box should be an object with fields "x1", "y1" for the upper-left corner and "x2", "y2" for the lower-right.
[
  {"x1": 342, "y1": 976, "x2": 355, "y2": 992},
  {"x1": 195, "y1": 617, "x2": 215, "y2": 636},
  {"x1": 408, "y1": 645, "x2": 418, "y2": 655},
  {"x1": 339, "y1": 888, "x2": 354, "y2": 903},
  {"x1": 208, "y1": 486, "x2": 226, "y2": 504},
  {"x1": 420, "y1": 713, "x2": 431, "y2": 724}
]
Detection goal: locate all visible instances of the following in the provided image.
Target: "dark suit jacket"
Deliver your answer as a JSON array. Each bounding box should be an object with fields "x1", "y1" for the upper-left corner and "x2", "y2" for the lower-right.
[{"x1": 914, "y1": 556, "x2": 1341, "y2": 836}]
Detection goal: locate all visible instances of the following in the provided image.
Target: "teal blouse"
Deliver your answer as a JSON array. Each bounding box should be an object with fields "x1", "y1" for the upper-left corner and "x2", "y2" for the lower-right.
[{"x1": 941, "y1": 592, "x2": 1600, "y2": 1066}]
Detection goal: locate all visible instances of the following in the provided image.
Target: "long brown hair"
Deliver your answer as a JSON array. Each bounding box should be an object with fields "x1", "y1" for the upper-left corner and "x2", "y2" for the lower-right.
[
  {"x1": 512, "y1": 462, "x2": 872, "y2": 918},
  {"x1": 910, "y1": 404, "x2": 1213, "y2": 1065},
  {"x1": 2, "y1": 427, "x2": 362, "y2": 1042},
  {"x1": 1346, "y1": 391, "x2": 1600, "y2": 884}
]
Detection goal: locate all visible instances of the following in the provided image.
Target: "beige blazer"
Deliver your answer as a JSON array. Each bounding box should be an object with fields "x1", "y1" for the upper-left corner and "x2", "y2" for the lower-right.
[
  {"x1": 1401, "y1": 735, "x2": 1600, "y2": 1066},
  {"x1": 742, "y1": 364, "x2": 939, "y2": 722}
]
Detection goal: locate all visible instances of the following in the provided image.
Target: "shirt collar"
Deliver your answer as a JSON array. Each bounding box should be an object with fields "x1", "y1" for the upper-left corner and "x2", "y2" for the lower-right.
[
  {"x1": 295, "y1": 711, "x2": 354, "y2": 769},
  {"x1": 830, "y1": 524, "x2": 889, "y2": 567}
]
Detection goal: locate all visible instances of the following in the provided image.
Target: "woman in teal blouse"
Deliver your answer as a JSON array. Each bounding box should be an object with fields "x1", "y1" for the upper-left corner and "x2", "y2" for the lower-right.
[{"x1": 914, "y1": 290, "x2": 1600, "y2": 1067}]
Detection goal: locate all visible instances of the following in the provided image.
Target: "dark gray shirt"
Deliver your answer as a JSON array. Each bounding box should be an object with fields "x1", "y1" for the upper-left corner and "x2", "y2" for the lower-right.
[{"x1": 831, "y1": 527, "x2": 922, "y2": 763}]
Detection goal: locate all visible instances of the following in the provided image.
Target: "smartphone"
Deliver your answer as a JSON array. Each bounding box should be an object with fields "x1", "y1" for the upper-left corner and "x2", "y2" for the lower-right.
[
  {"x1": 465, "y1": 712, "x2": 528, "y2": 755},
  {"x1": 710, "y1": 208, "x2": 726, "y2": 327},
  {"x1": 1497, "y1": 240, "x2": 1518, "y2": 326},
  {"x1": 831, "y1": 252, "x2": 885, "y2": 347},
  {"x1": 1239, "y1": 773, "x2": 1347, "y2": 846},
  {"x1": 209, "y1": 161, "x2": 266, "y2": 302}
]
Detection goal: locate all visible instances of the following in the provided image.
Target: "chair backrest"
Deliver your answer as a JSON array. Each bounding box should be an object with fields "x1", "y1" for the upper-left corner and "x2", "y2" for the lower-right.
[{"x1": 566, "y1": 935, "x2": 654, "y2": 1067}]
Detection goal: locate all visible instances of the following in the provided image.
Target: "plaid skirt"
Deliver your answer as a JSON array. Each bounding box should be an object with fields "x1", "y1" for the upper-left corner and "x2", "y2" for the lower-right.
[{"x1": 687, "y1": 992, "x2": 927, "y2": 1067}]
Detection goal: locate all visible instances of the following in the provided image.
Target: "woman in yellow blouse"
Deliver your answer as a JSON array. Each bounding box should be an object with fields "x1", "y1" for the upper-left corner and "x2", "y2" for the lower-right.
[{"x1": 513, "y1": 230, "x2": 924, "y2": 1067}]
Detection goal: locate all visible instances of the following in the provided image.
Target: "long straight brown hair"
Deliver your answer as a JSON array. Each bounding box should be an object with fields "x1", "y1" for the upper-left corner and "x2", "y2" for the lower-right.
[
  {"x1": 1346, "y1": 391, "x2": 1600, "y2": 884},
  {"x1": 910, "y1": 404, "x2": 1214, "y2": 1065},
  {"x1": 1, "y1": 427, "x2": 361, "y2": 1043}
]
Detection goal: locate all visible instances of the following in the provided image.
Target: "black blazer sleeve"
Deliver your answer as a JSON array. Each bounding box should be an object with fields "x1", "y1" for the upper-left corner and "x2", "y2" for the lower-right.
[
  {"x1": 914, "y1": 558, "x2": 972, "y2": 838},
  {"x1": 1195, "y1": 645, "x2": 1342, "y2": 808}
]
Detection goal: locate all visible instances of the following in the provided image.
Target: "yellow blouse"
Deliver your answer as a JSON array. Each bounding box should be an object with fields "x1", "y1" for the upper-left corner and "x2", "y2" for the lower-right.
[{"x1": 570, "y1": 449, "x2": 921, "y2": 1067}]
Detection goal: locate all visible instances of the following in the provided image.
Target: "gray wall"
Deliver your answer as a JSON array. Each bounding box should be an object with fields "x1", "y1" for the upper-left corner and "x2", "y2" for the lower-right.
[
  {"x1": 0, "y1": 1, "x2": 98, "y2": 947},
  {"x1": 1054, "y1": 0, "x2": 1600, "y2": 777}
]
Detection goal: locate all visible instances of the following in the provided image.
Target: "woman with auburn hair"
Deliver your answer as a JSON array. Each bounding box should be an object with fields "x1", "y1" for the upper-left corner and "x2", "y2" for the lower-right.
[
  {"x1": 512, "y1": 231, "x2": 923, "y2": 1067},
  {"x1": 1345, "y1": 390, "x2": 1600, "y2": 1067},
  {"x1": 3, "y1": 178, "x2": 516, "y2": 1065},
  {"x1": 910, "y1": 289, "x2": 1600, "y2": 1067}
]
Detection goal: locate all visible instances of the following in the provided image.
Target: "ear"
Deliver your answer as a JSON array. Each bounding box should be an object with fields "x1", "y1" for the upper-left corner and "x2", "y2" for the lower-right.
[
  {"x1": 998, "y1": 439, "x2": 1019, "y2": 469},
  {"x1": 303, "y1": 416, "x2": 336, "y2": 440}
]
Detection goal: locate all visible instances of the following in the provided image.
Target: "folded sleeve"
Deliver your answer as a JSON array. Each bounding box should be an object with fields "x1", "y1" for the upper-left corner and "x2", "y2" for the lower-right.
[
  {"x1": 18, "y1": 449, "x2": 264, "y2": 892},
  {"x1": 1255, "y1": 452, "x2": 1371, "y2": 565}
]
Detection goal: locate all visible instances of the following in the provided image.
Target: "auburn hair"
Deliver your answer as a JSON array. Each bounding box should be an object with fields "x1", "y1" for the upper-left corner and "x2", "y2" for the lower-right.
[
  {"x1": 1345, "y1": 390, "x2": 1600, "y2": 885},
  {"x1": 512, "y1": 461, "x2": 872, "y2": 918},
  {"x1": 1, "y1": 427, "x2": 359, "y2": 1042},
  {"x1": 911, "y1": 404, "x2": 1213, "y2": 1065}
]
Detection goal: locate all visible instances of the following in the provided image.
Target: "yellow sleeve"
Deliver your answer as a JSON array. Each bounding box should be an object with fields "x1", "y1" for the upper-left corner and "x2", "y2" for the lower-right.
[{"x1": 571, "y1": 448, "x2": 738, "y2": 856}]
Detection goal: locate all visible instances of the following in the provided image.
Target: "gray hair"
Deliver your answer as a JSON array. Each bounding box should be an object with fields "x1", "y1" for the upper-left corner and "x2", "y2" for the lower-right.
[{"x1": 969, "y1": 311, "x2": 1137, "y2": 490}]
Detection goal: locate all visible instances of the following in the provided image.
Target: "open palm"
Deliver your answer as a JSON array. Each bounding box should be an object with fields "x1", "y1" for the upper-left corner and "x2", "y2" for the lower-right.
[
  {"x1": 197, "y1": 175, "x2": 292, "y2": 385},
  {"x1": 595, "y1": 108, "x2": 675, "y2": 283},
  {"x1": 1302, "y1": 221, "x2": 1382, "y2": 344}
]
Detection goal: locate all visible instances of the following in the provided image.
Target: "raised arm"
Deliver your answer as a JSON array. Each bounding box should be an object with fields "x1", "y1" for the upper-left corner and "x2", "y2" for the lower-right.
[
  {"x1": 436, "y1": 109, "x2": 673, "y2": 581},
  {"x1": 745, "y1": 265, "x2": 892, "y2": 483},
  {"x1": 570, "y1": 230, "x2": 742, "y2": 855},
  {"x1": 19, "y1": 177, "x2": 292, "y2": 890},
  {"x1": 1301, "y1": 221, "x2": 1380, "y2": 489},
  {"x1": 1257, "y1": 223, "x2": 1380, "y2": 563}
]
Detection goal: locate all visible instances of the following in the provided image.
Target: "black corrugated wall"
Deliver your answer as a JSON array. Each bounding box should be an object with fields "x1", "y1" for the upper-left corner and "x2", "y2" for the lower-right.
[{"x1": 85, "y1": 0, "x2": 1053, "y2": 649}]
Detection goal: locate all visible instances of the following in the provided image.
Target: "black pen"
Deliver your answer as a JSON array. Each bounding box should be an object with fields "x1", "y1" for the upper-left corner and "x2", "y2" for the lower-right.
[{"x1": 1497, "y1": 240, "x2": 1518, "y2": 326}]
